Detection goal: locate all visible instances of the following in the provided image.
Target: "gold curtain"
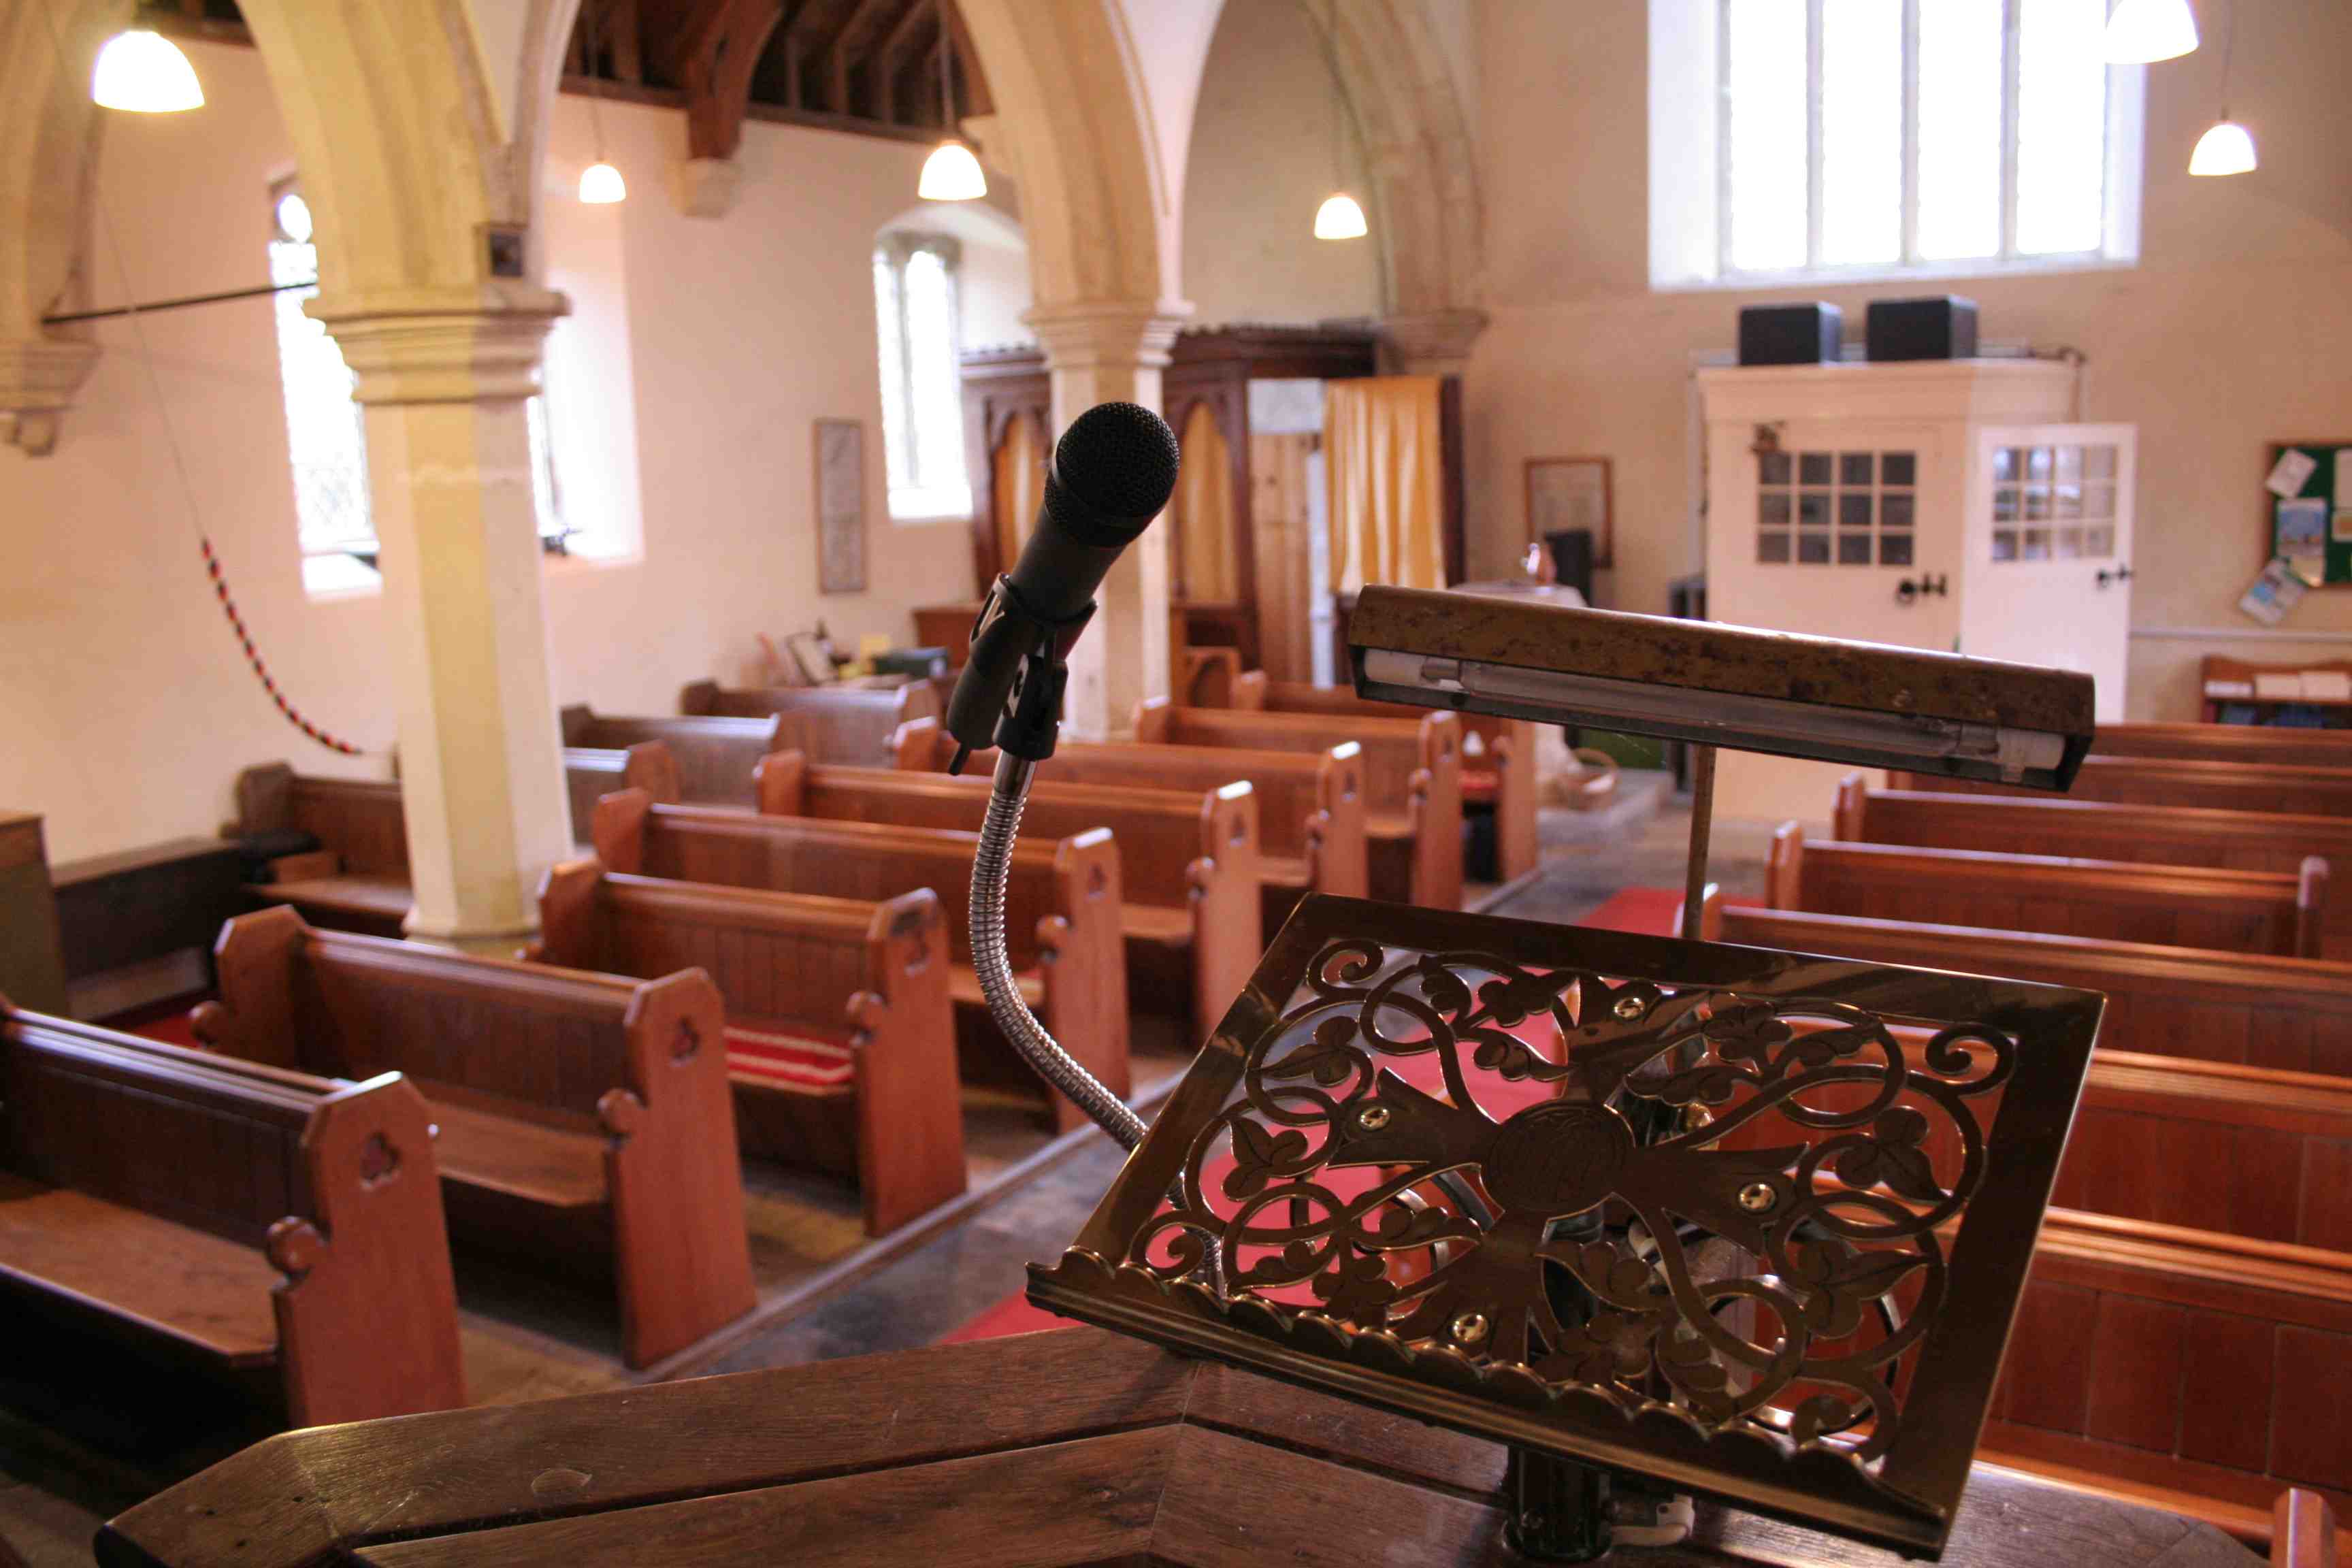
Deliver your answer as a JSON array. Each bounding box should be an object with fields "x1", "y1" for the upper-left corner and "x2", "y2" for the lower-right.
[
  {"x1": 992, "y1": 412, "x2": 1043, "y2": 573},
  {"x1": 1172, "y1": 402, "x2": 1237, "y2": 600},
  {"x1": 1326, "y1": 376, "x2": 1445, "y2": 594}
]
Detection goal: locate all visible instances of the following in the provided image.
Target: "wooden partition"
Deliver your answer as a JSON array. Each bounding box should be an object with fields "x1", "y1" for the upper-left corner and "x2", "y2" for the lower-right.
[
  {"x1": 1134, "y1": 698, "x2": 1463, "y2": 910},
  {"x1": 1228, "y1": 671, "x2": 1538, "y2": 883},
  {"x1": 561, "y1": 706, "x2": 786, "y2": 805},
  {"x1": 536, "y1": 863, "x2": 965, "y2": 1235},
  {"x1": 229, "y1": 764, "x2": 411, "y2": 935},
  {"x1": 592, "y1": 791, "x2": 1127, "y2": 1132},
  {"x1": 1768, "y1": 823, "x2": 2326, "y2": 958},
  {"x1": 756, "y1": 754, "x2": 1260, "y2": 1040},
  {"x1": 195, "y1": 909, "x2": 754, "y2": 1368},
  {"x1": 0, "y1": 1004, "x2": 463, "y2": 1426}
]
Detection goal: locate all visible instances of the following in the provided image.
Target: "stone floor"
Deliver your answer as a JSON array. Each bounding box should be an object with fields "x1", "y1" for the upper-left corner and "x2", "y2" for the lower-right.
[{"x1": 0, "y1": 774, "x2": 1783, "y2": 1565}]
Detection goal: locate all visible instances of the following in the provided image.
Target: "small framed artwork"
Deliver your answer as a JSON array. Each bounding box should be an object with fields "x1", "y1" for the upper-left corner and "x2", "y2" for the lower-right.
[
  {"x1": 1525, "y1": 456, "x2": 1614, "y2": 569},
  {"x1": 815, "y1": 418, "x2": 866, "y2": 595}
]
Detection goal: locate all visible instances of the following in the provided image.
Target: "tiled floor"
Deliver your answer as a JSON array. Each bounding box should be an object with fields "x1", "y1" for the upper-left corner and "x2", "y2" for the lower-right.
[{"x1": 0, "y1": 775, "x2": 1774, "y2": 1565}]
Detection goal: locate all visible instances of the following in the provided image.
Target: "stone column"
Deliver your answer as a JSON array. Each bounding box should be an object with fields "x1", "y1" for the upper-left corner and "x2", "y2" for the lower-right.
[
  {"x1": 315, "y1": 289, "x2": 573, "y2": 953},
  {"x1": 1376, "y1": 308, "x2": 1490, "y2": 377},
  {"x1": 1024, "y1": 299, "x2": 1189, "y2": 742}
]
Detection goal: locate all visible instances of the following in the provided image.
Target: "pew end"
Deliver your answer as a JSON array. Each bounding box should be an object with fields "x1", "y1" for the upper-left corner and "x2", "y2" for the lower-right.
[
  {"x1": 2298, "y1": 857, "x2": 2331, "y2": 960},
  {"x1": 2274, "y1": 1490, "x2": 2340, "y2": 1568}
]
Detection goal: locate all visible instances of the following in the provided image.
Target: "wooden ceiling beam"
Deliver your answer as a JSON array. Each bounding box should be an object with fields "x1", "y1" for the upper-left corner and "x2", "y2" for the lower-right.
[
  {"x1": 680, "y1": 0, "x2": 787, "y2": 161},
  {"x1": 870, "y1": 0, "x2": 934, "y2": 127},
  {"x1": 824, "y1": 0, "x2": 895, "y2": 115}
]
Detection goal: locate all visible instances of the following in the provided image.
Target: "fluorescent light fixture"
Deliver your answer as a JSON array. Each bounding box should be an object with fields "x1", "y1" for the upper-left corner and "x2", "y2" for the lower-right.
[
  {"x1": 91, "y1": 29, "x2": 204, "y2": 112},
  {"x1": 2189, "y1": 119, "x2": 2257, "y2": 175},
  {"x1": 2102, "y1": 0, "x2": 2198, "y2": 62},
  {"x1": 919, "y1": 140, "x2": 987, "y2": 201},
  {"x1": 1348, "y1": 585, "x2": 2094, "y2": 790},
  {"x1": 578, "y1": 160, "x2": 627, "y2": 204},
  {"x1": 1313, "y1": 191, "x2": 1369, "y2": 240}
]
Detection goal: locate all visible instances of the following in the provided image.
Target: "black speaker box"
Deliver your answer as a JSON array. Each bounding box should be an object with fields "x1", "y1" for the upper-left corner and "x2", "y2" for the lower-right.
[
  {"x1": 1737, "y1": 303, "x2": 1842, "y2": 365},
  {"x1": 1866, "y1": 295, "x2": 1979, "y2": 361}
]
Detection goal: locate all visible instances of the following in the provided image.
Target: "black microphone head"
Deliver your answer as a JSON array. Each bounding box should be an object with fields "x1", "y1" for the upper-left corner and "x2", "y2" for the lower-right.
[{"x1": 1047, "y1": 401, "x2": 1179, "y2": 544}]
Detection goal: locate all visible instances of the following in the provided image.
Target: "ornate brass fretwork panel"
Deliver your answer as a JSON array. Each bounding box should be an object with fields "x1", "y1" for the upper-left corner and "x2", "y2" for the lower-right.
[{"x1": 1030, "y1": 896, "x2": 2102, "y2": 1556}]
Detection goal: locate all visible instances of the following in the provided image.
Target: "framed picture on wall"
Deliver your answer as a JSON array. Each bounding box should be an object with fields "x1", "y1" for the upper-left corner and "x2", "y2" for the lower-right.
[
  {"x1": 815, "y1": 418, "x2": 866, "y2": 595},
  {"x1": 1525, "y1": 456, "x2": 1613, "y2": 569}
]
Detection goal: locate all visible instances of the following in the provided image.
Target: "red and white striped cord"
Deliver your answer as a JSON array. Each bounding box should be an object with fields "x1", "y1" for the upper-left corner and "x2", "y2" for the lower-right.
[{"x1": 199, "y1": 538, "x2": 365, "y2": 756}]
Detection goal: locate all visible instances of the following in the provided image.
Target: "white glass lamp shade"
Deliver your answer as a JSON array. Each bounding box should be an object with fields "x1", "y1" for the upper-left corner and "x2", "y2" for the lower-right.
[
  {"x1": 578, "y1": 160, "x2": 627, "y2": 204},
  {"x1": 91, "y1": 29, "x2": 205, "y2": 112},
  {"x1": 1313, "y1": 191, "x2": 1369, "y2": 240},
  {"x1": 2189, "y1": 119, "x2": 2257, "y2": 176},
  {"x1": 919, "y1": 140, "x2": 987, "y2": 201},
  {"x1": 2101, "y1": 0, "x2": 2198, "y2": 62}
]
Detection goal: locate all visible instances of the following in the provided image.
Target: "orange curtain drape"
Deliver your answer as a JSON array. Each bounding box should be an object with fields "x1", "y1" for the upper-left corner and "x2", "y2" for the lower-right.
[
  {"x1": 993, "y1": 413, "x2": 1043, "y2": 572},
  {"x1": 1325, "y1": 376, "x2": 1445, "y2": 594},
  {"x1": 1172, "y1": 402, "x2": 1237, "y2": 600}
]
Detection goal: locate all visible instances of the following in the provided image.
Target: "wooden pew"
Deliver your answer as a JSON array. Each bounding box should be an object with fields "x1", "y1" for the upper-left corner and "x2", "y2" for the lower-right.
[
  {"x1": 754, "y1": 754, "x2": 1259, "y2": 1041},
  {"x1": 1227, "y1": 670, "x2": 1539, "y2": 885},
  {"x1": 534, "y1": 863, "x2": 964, "y2": 1235},
  {"x1": 892, "y1": 715, "x2": 1367, "y2": 928},
  {"x1": 229, "y1": 763, "x2": 411, "y2": 936},
  {"x1": 193, "y1": 908, "x2": 754, "y2": 1368},
  {"x1": 2096, "y1": 722, "x2": 2352, "y2": 766},
  {"x1": 1891, "y1": 755, "x2": 2352, "y2": 817},
  {"x1": 1833, "y1": 776, "x2": 2352, "y2": 960},
  {"x1": 1702, "y1": 898, "x2": 2352, "y2": 1078},
  {"x1": 679, "y1": 679, "x2": 940, "y2": 766},
  {"x1": 1132, "y1": 698, "x2": 1463, "y2": 910},
  {"x1": 1986, "y1": 1209, "x2": 2352, "y2": 1539},
  {"x1": 564, "y1": 742, "x2": 679, "y2": 846},
  {"x1": 1768, "y1": 822, "x2": 2328, "y2": 958},
  {"x1": 591, "y1": 791, "x2": 1128, "y2": 1132},
  {"x1": 559, "y1": 706, "x2": 785, "y2": 806},
  {"x1": 0, "y1": 1002, "x2": 463, "y2": 1426}
]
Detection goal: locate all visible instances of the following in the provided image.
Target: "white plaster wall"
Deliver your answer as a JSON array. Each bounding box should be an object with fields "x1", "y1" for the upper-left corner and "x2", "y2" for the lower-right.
[
  {"x1": 0, "y1": 42, "x2": 975, "y2": 860},
  {"x1": 1180, "y1": 0, "x2": 1382, "y2": 327},
  {"x1": 1470, "y1": 0, "x2": 2352, "y2": 723}
]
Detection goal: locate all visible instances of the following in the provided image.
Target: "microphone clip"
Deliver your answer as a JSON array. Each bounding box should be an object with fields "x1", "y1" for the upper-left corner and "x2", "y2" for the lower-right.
[{"x1": 943, "y1": 574, "x2": 1095, "y2": 772}]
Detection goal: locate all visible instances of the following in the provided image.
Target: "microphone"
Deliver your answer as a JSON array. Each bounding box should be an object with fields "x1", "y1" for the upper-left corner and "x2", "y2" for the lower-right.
[{"x1": 945, "y1": 401, "x2": 1181, "y2": 765}]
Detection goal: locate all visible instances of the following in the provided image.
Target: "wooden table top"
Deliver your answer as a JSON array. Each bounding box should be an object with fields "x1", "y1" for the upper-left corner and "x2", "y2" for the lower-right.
[{"x1": 99, "y1": 1325, "x2": 2260, "y2": 1568}]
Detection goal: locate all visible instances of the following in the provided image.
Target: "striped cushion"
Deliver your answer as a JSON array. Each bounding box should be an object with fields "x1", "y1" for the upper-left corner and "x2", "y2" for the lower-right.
[{"x1": 724, "y1": 1024, "x2": 854, "y2": 1089}]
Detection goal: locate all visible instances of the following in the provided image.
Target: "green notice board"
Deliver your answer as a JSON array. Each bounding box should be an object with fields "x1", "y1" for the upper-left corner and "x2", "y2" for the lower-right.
[{"x1": 2270, "y1": 442, "x2": 2352, "y2": 587}]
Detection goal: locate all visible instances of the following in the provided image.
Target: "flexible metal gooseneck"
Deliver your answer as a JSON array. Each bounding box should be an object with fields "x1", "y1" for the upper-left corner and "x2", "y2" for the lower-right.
[{"x1": 968, "y1": 751, "x2": 1148, "y2": 1149}]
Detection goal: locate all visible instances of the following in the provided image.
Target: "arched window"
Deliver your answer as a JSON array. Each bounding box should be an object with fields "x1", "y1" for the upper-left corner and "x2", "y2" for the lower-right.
[{"x1": 872, "y1": 233, "x2": 971, "y2": 521}]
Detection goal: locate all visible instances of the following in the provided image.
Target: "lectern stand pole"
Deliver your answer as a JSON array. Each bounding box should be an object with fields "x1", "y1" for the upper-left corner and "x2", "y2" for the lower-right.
[{"x1": 1680, "y1": 743, "x2": 1716, "y2": 942}]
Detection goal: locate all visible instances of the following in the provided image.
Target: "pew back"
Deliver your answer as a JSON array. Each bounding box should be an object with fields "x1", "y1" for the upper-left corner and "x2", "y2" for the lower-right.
[
  {"x1": 1892, "y1": 755, "x2": 2352, "y2": 817},
  {"x1": 1769, "y1": 823, "x2": 2325, "y2": 957},
  {"x1": 234, "y1": 764, "x2": 408, "y2": 878},
  {"x1": 561, "y1": 707, "x2": 785, "y2": 806},
  {"x1": 2095, "y1": 722, "x2": 2352, "y2": 765},
  {"x1": 679, "y1": 680, "x2": 939, "y2": 766},
  {"x1": 564, "y1": 742, "x2": 679, "y2": 845}
]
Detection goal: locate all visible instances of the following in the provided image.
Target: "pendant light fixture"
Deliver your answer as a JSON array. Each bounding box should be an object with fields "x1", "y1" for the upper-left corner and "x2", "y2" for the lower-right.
[
  {"x1": 2188, "y1": 0, "x2": 2255, "y2": 176},
  {"x1": 919, "y1": 3, "x2": 985, "y2": 201},
  {"x1": 1311, "y1": 0, "x2": 1365, "y2": 241},
  {"x1": 2102, "y1": 0, "x2": 2198, "y2": 63},
  {"x1": 91, "y1": 27, "x2": 205, "y2": 112},
  {"x1": 577, "y1": 0, "x2": 626, "y2": 203}
]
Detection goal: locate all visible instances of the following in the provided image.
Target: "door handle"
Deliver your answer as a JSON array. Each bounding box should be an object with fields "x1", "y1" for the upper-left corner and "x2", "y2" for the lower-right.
[
  {"x1": 2096, "y1": 563, "x2": 2134, "y2": 589},
  {"x1": 1895, "y1": 574, "x2": 1948, "y2": 605}
]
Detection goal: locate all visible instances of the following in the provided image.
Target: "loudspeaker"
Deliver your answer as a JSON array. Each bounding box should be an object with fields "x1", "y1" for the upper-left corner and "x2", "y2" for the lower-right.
[
  {"x1": 1866, "y1": 295, "x2": 1979, "y2": 361},
  {"x1": 1737, "y1": 302, "x2": 1843, "y2": 365},
  {"x1": 1546, "y1": 529, "x2": 1596, "y2": 602}
]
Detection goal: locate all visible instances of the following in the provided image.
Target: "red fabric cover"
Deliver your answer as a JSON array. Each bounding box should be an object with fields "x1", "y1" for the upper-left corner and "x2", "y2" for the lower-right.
[{"x1": 724, "y1": 1025, "x2": 854, "y2": 1088}]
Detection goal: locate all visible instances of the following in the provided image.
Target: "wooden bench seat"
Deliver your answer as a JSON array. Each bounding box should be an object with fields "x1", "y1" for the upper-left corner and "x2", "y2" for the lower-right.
[
  {"x1": 1834, "y1": 776, "x2": 2352, "y2": 960},
  {"x1": 193, "y1": 909, "x2": 754, "y2": 1368},
  {"x1": 1893, "y1": 755, "x2": 2352, "y2": 817},
  {"x1": 1132, "y1": 698, "x2": 1461, "y2": 909},
  {"x1": 1225, "y1": 670, "x2": 1538, "y2": 883},
  {"x1": 0, "y1": 1004, "x2": 463, "y2": 1424},
  {"x1": 534, "y1": 862, "x2": 966, "y2": 1234},
  {"x1": 892, "y1": 715, "x2": 1366, "y2": 928},
  {"x1": 680, "y1": 679, "x2": 939, "y2": 766},
  {"x1": 561, "y1": 706, "x2": 785, "y2": 806},
  {"x1": 1769, "y1": 821, "x2": 2328, "y2": 958},
  {"x1": 230, "y1": 764, "x2": 413, "y2": 936},
  {"x1": 563, "y1": 741, "x2": 679, "y2": 846},
  {"x1": 756, "y1": 753, "x2": 1260, "y2": 1041},
  {"x1": 591, "y1": 791, "x2": 1127, "y2": 1133}
]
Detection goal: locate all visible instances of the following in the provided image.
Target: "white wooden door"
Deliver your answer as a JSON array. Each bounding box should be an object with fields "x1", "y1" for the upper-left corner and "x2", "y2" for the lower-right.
[{"x1": 1959, "y1": 423, "x2": 2137, "y2": 722}]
